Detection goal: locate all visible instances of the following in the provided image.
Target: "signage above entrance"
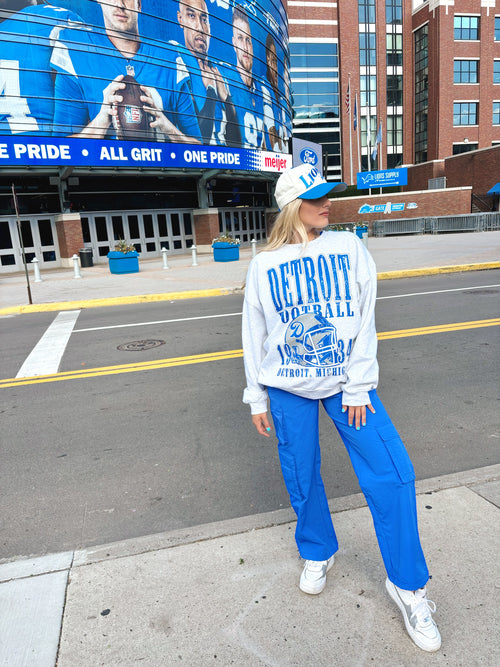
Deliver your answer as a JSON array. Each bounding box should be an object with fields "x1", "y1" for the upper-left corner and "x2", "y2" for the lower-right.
[
  {"x1": 357, "y1": 168, "x2": 408, "y2": 189},
  {"x1": 0, "y1": 136, "x2": 292, "y2": 173}
]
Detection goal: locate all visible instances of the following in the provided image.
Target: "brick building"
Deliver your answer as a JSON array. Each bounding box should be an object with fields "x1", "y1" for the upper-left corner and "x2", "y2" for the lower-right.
[{"x1": 287, "y1": 0, "x2": 500, "y2": 185}]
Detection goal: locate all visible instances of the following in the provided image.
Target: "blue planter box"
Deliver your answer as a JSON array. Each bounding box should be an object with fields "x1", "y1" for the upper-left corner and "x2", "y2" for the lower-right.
[
  {"x1": 212, "y1": 242, "x2": 239, "y2": 262},
  {"x1": 107, "y1": 251, "x2": 140, "y2": 274},
  {"x1": 355, "y1": 226, "x2": 368, "y2": 239}
]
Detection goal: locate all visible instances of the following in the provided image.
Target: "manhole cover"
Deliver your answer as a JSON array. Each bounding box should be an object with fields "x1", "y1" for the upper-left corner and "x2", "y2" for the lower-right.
[{"x1": 117, "y1": 340, "x2": 166, "y2": 352}]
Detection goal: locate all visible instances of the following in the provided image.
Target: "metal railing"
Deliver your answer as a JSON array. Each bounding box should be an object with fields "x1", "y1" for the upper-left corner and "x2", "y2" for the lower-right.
[{"x1": 373, "y1": 212, "x2": 500, "y2": 237}]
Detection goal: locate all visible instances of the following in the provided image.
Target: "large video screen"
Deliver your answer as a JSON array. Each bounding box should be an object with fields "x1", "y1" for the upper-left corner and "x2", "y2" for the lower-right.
[{"x1": 0, "y1": 0, "x2": 292, "y2": 171}]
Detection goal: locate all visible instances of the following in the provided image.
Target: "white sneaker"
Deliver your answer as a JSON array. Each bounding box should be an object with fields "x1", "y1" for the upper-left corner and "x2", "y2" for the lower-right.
[
  {"x1": 299, "y1": 556, "x2": 335, "y2": 595},
  {"x1": 386, "y1": 578, "x2": 442, "y2": 652}
]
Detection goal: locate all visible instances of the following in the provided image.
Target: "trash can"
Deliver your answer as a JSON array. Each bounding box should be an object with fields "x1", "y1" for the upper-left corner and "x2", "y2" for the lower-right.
[{"x1": 79, "y1": 248, "x2": 93, "y2": 267}]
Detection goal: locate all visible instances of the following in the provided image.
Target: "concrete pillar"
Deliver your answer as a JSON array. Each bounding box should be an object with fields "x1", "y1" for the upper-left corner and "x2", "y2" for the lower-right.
[
  {"x1": 193, "y1": 208, "x2": 220, "y2": 254},
  {"x1": 55, "y1": 213, "x2": 84, "y2": 267}
]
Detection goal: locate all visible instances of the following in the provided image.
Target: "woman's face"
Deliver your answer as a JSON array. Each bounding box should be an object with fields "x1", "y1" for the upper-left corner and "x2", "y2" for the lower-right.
[{"x1": 299, "y1": 196, "x2": 331, "y2": 240}]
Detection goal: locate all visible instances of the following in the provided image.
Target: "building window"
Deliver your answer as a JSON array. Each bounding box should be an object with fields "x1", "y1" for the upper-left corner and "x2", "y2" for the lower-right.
[
  {"x1": 494, "y1": 61, "x2": 500, "y2": 84},
  {"x1": 290, "y1": 42, "x2": 338, "y2": 69},
  {"x1": 386, "y1": 33, "x2": 403, "y2": 67},
  {"x1": 387, "y1": 75, "x2": 403, "y2": 106},
  {"x1": 290, "y1": 42, "x2": 339, "y2": 120},
  {"x1": 291, "y1": 81, "x2": 339, "y2": 119},
  {"x1": 494, "y1": 102, "x2": 500, "y2": 125},
  {"x1": 387, "y1": 153, "x2": 403, "y2": 169},
  {"x1": 453, "y1": 102, "x2": 478, "y2": 125},
  {"x1": 495, "y1": 17, "x2": 500, "y2": 41},
  {"x1": 360, "y1": 75, "x2": 377, "y2": 107},
  {"x1": 454, "y1": 16, "x2": 479, "y2": 41},
  {"x1": 386, "y1": 0, "x2": 402, "y2": 25},
  {"x1": 414, "y1": 24, "x2": 428, "y2": 164},
  {"x1": 454, "y1": 60, "x2": 478, "y2": 84},
  {"x1": 453, "y1": 143, "x2": 478, "y2": 155},
  {"x1": 358, "y1": 0, "x2": 376, "y2": 24},
  {"x1": 289, "y1": 41, "x2": 341, "y2": 178},
  {"x1": 359, "y1": 32, "x2": 376, "y2": 66},
  {"x1": 387, "y1": 114, "x2": 403, "y2": 146}
]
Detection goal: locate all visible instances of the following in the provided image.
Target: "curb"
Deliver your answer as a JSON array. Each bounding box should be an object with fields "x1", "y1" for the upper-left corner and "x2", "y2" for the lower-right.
[
  {"x1": 0, "y1": 286, "x2": 240, "y2": 316},
  {"x1": 377, "y1": 261, "x2": 500, "y2": 281},
  {"x1": 1, "y1": 262, "x2": 499, "y2": 315}
]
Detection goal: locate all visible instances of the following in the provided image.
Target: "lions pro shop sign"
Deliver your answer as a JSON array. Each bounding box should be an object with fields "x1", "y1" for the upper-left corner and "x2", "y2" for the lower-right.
[{"x1": 0, "y1": 136, "x2": 292, "y2": 172}]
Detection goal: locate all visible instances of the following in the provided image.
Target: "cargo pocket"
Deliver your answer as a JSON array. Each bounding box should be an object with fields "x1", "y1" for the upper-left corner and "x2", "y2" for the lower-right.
[
  {"x1": 270, "y1": 406, "x2": 304, "y2": 503},
  {"x1": 377, "y1": 423, "x2": 415, "y2": 484}
]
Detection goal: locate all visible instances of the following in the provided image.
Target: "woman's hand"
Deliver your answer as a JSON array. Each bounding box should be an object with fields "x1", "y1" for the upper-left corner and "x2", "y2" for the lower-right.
[
  {"x1": 342, "y1": 403, "x2": 376, "y2": 430},
  {"x1": 252, "y1": 412, "x2": 272, "y2": 437}
]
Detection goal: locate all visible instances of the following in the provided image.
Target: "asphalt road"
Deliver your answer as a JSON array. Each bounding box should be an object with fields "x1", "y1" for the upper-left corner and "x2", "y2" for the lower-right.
[{"x1": 1, "y1": 270, "x2": 499, "y2": 560}]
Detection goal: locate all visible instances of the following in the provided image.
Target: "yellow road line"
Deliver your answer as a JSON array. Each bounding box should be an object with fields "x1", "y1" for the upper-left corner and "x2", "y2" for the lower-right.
[
  {"x1": 377, "y1": 318, "x2": 500, "y2": 339},
  {"x1": 1, "y1": 318, "x2": 498, "y2": 389}
]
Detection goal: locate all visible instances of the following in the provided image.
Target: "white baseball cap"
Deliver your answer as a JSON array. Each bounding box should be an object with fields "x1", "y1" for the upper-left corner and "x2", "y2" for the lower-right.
[{"x1": 275, "y1": 163, "x2": 346, "y2": 210}]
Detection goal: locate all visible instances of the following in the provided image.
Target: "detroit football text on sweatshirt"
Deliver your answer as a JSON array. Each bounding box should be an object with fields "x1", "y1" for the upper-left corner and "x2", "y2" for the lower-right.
[{"x1": 242, "y1": 231, "x2": 379, "y2": 414}]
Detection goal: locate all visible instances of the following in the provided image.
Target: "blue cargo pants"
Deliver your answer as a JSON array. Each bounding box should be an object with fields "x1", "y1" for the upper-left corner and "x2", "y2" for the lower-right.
[{"x1": 268, "y1": 387, "x2": 429, "y2": 591}]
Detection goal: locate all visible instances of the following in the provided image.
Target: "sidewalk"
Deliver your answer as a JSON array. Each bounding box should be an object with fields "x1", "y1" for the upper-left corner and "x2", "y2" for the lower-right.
[
  {"x1": 1, "y1": 231, "x2": 499, "y2": 666},
  {"x1": 1, "y1": 231, "x2": 500, "y2": 314},
  {"x1": 1, "y1": 466, "x2": 499, "y2": 666}
]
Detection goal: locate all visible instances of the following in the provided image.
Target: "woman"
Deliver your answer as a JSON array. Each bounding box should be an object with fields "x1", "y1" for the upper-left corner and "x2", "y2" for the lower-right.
[{"x1": 242, "y1": 163, "x2": 441, "y2": 652}]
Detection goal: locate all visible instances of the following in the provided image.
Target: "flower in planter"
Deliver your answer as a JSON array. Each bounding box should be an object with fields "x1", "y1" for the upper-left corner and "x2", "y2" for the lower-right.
[
  {"x1": 212, "y1": 233, "x2": 241, "y2": 246},
  {"x1": 114, "y1": 238, "x2": 137, "y2": 253}
]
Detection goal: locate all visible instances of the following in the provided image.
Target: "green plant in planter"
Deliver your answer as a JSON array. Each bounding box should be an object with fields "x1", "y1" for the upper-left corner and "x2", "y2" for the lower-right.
[
  {"x1": 212, "y1": 233, "x2": 241, "y2": 245},
  {"x1": 108, "y1": 238, "x2": 140, "y2": 274},
  {"x1": 114, "y1": 238, "x2": 137, "y2": 253}
]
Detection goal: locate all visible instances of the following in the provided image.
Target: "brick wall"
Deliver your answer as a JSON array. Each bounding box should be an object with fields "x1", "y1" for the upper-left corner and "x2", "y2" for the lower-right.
[
  {"x1": 406, "y1": 145, "x2": 500, "y2": 193},
  {"x1": 330, "y1": 187, "x2": 472, "y2": 232},
  {"x1": 444, "y1": 146, "x2": 500, "y2": 193},
  {"x1": 55, "y1": 214, "x2": 84, "y2": 258},
  {"x1": 192, "y1": 209, "x2": 220, "y2": 246}
]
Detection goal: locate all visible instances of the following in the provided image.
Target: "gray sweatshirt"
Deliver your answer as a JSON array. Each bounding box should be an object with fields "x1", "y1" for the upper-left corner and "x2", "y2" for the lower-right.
[{"x1": 242, "y1": 231, "x2": 379, "y2": 414}]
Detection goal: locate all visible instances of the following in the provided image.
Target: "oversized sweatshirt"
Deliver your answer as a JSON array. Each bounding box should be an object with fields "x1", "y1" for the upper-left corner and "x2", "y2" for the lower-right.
[{"x1": 242, "y1": 231, "x2": 379, "y2": 414}]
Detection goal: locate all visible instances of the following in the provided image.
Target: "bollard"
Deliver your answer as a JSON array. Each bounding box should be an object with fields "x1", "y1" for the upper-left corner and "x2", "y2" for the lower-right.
[
  {"x1": 161, "y1": 246, "x2": 169, "y2": 270},
  {"x1": 191, "y1": 244, "x2": 198, "y2": 266},
  {"x1": 72, "y1": 253, "x2": 82, "y2": 279},
  {"x1": 31, "y1": 257, "x2": 42, "y2": 283},
  {"x1": 251, "y1": 238, "x2": 257, "y2": 258}
]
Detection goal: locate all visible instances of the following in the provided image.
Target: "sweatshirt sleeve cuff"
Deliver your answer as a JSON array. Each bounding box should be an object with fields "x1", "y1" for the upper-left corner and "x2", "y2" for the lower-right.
[
  {"x1": 249, "y1": 399, "x2": 268, "y2": 415},
  {"x1": 341, "y1": 390, "x2": 371, "y2": 407}
]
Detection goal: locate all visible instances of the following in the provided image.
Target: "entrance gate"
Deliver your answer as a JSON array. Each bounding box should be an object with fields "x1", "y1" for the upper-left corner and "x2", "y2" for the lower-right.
[
  {"x1": 0, "y1": 215, "x2": 59, "y2": 273},
  {"x1": 80, "y1": 208, "x2": 195, "y2": 262}
]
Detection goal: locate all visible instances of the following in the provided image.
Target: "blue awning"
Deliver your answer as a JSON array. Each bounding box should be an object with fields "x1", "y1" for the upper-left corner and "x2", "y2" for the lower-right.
[{"x1": 487, "y1": 183, "x2": 500, "y2": 194}]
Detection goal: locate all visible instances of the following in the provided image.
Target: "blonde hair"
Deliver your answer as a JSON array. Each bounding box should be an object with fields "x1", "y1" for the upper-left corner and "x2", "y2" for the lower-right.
[{"x1": 264, "y1": 199, "x2": 310, "y2": 251}]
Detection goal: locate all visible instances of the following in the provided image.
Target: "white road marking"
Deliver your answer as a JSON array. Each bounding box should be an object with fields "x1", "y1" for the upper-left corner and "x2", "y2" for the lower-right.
[
  {"x1": 16, "y1": 310, "x2": 81, "y2": 378},
  {"x1": 72, "y1": 284, "x2": 500, "y2": 333},
  {"x1": 377, "y1": 284, "x2": 500, "y2": 300},
  {"x1": 74, "y1": 311, "x2": 242, "y2": 333}
]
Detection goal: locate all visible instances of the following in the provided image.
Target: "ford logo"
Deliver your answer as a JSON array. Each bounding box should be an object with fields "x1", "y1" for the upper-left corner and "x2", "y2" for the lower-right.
[{"x1": 300, "y1": 148, "x2": 318, "y2": 166}]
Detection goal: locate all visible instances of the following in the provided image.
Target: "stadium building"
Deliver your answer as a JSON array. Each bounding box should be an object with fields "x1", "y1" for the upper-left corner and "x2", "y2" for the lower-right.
[
  {"x1": 0, "y1": 0, "x2": 293, "y2": 272},
  {"x1": 1, "y1": 1, "x2": 499, "y2": 274}
]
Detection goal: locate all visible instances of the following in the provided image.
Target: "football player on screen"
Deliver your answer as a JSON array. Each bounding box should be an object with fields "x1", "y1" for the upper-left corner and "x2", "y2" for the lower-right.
[
  {"x1": 0, "y1": 1, "x2": 83, "y2": 135},
  {"x1": 262, "y1": 33, "x2": 291, "y2": 153},
  {"x1": 50, "y1": 0, "x2": 201, "y2": 143},
  {"x1": 227, "y1": 4, "x2": 267, "y2": 150},
  {"x1": 173, "y1": 0, "x2": 240, "y2": 146}
]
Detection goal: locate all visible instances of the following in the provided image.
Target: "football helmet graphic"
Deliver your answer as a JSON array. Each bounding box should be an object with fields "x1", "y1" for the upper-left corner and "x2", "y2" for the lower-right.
[{"x1": 284, "y1": 313, "x2": 342, "y2": 367}]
